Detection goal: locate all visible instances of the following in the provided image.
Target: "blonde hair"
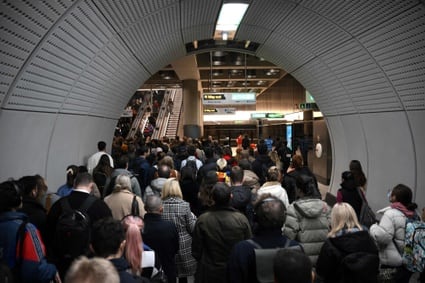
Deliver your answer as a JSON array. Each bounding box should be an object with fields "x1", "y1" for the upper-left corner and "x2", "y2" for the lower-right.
[
  {"x1": 65, "y1": 256, "x2": 119, "y2": 283},
  {"x1": 114, "y1": 174, "x2": 131, "y2": 191},
  {"x1": 328, "y1": 202, "x2": 363, "y2": 237},
  {"x1": 162, "y1": 178, "x2": 183, "y2": 199}
]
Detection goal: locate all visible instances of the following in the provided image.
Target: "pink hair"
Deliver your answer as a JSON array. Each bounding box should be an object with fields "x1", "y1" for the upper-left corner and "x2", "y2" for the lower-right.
[{"x1": 121, "y1": 216, "x2": 144, "y2": 274}]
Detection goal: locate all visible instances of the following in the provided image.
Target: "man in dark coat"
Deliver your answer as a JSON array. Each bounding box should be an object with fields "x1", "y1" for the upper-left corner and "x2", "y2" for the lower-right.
[
  {"x1": 192, "y1": 182, "x2": 252, "y2": 283},
  {"x1": 142, "y1": 195, "x2": 179, "y2": 283},
  {"x1": 196, "y1": 147, "x2": 217, "y2": 184},
  {"x1": 229, "y1": 166, "x2": 254, "y2": 226},
  {"x1": 227, "y1": 194, "x2": 303, "y2": 283},
  {"x1": 251, "y1": 142, "x2": 275, "y2": 185},
  {"x1": 46, "y1": 172, "x2": 112, "y2": 278}
]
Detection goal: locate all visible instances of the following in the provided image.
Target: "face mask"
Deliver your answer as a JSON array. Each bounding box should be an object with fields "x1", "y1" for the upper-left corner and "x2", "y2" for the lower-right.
[{"x1": 387, "y1": 190, "x2": 392, "y2": 202}]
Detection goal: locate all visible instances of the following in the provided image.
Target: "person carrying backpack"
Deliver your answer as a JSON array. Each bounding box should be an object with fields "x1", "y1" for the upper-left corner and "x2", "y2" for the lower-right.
[
  {"x1": 227, "y1": 194, "x2": 302, "y2": 283},
  {"x1": 180, "y1": 145, "x2": 203, "y2": 176},
  {"x1": 369, "y1": 184, "x2": 420, "y2": 283},
  {"x1": 46, "y1": 172, "x2": 112, "y2": 280},
  {"x1": 0, "y1": 180, "x2": 59, "y2": 283},
  {"x1": 316, "y1": 202, "x2": 379, "y2": 283}
]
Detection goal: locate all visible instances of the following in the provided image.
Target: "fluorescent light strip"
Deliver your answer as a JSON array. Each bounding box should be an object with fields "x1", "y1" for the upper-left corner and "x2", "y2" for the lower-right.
[{"x1": 216, "y1": 3, "x2": 249, "y2": 31}]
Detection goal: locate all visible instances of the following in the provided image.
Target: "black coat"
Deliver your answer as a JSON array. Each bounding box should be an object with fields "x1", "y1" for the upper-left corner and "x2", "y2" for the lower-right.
[
  {"x1": 337, "y1": 179, "x2": 362, "y2": 218},
  {"x1": 180, "y1": 179, "x2": 201, "y2": 216},
  {"x1": 251, "y1": 155, "x2": 275, "y2": 185},
  {"x1": 142, "y1": 213, "x2": 179, "y2": 283},
  {"x1": 316, "y1": 230, "x2": 379, "y2": 283},
  {"x1": 19, "y1": 196, "x2": 48, "y2": 241}
]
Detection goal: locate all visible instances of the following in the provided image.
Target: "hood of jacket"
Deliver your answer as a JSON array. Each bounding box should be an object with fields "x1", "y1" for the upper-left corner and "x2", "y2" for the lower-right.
[
  {"x1": 329, "y1": 230, "x2": 378, "y2": 255},
  {"x1": 293, "y1": 198, "x2": 329, "y2": 219},
  {"x1": 150, "y1": 177, "x2": 167, "y2": 192}
]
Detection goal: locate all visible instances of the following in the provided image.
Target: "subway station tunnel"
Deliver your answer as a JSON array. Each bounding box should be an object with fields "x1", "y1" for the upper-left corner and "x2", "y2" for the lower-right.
[{"x1": 0, "y1": 0, "x2": 424, "y2": 211}]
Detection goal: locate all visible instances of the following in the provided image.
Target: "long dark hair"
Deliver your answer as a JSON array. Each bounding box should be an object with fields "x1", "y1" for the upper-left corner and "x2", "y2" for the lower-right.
[
  {"x1": 93, "y1": 154, "x2": 113, "y2": 177},
  {"x1": 349, "y1": 160, "x2": 367, "y2": 187}
]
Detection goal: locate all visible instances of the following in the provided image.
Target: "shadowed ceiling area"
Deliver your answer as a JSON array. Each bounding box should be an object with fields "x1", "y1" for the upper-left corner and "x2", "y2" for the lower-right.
[{"x1": 0, "y1": 0, "x2": 424, "y2": 208}]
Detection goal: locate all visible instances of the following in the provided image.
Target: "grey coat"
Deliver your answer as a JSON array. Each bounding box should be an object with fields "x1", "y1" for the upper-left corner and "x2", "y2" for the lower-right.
[{"x1": 283, "y1": 197, "x2": 331, "y2": 265}]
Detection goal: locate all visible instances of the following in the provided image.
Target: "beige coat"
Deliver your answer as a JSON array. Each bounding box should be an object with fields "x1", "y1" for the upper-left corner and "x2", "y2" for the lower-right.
[{"x1": 104, "y1": 189, "x2": 146, "y2": 220}]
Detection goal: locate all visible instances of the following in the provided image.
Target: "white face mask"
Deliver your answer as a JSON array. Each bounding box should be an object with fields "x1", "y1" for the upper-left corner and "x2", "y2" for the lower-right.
[{"x1": 387, "y1": 189, "x2": 392, "y2": 202}]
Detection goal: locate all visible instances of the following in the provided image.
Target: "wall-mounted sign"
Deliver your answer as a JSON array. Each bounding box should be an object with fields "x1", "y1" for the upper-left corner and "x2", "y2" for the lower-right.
[
  {"x1": 202, "y1": 92, "x2": 256, "y2": 105},
  {"x1": 204, "y1": 107, "x2": 236, "y2": 114},
  {"x1": 299, "y1": 103, "x2": 318, "y2": 110},
  {"x1": 251, "y1": 113, "x2": 284, "y2": 119}
]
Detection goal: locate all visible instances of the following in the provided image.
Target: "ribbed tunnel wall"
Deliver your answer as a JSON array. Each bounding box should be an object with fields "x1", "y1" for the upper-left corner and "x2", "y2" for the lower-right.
[{"x1": 0, "y1": 0, "x2": 424, "y2": 210}]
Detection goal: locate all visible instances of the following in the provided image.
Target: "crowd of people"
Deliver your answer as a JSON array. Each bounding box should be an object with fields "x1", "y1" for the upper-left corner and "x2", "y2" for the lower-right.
[{"x1": 0, "y1": 135, "x2": 424, "y2": 283}]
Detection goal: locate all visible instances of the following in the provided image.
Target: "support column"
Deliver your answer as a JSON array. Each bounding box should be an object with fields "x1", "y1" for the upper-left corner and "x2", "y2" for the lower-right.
[{"x1": 182, "y1": 79, "x2": 202, "y2": 138}]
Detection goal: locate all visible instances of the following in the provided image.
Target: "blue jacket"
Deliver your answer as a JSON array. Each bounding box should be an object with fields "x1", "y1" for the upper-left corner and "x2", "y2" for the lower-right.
[{"x1": 0, "y1": 211, "x2": 57, "y2": 283}]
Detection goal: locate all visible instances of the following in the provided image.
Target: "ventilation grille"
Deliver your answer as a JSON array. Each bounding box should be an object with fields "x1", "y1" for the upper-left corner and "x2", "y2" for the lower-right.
[
  {"x1": 237, "y1": 0, "x2": 296, "y2": 43},
  {"x1": 0, "y1": 0, "x2": 73, "y2": 106},
  {"x1": 6, "y1": 0, "x2": 149, "y2": 118},
  {"x1": 94, "y1": 0, "x2": 185, "y2": 72},
  {"x1": 257, "y1": 33, "x2": 315, "y2": 73},
  {"x1": 302, "y1": 0, "x2": 418, "y2": 37},
  {"x1": 181, "y1": 0, "x2": 219, "y2": 43},
  {"x1": 359, "y1": 5, "x2": 425, "y2": 110}
]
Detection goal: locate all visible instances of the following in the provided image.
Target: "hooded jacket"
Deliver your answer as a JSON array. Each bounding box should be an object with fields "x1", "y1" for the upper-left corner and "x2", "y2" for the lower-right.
[
  {"x1": 283, "y1": 198, "x2": 331, "y2": 265},
  {"x1": 0, "y1": 211, "x2": 57, "y2": 283},
  {"x1": 369, "y1": 206, "x2": 411, "y2": 266},
  {"x1": 257, "y1": 181, "x2": 289, "y2": 208}
]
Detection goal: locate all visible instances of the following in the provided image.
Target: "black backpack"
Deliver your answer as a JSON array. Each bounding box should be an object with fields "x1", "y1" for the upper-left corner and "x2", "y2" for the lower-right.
[
  {"x1": 53, "y1": 197, "x2": 96, "y2": 263},
  {"x1": 180, "y1": 159, "x2": 198, "y2": 181}
]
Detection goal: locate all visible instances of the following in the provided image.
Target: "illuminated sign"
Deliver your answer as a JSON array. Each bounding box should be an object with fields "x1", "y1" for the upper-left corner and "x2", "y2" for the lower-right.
[
  {"x1": 202, "y1": 92, "x2": 256, "y2": 105},
  {"x1": 299, "y1": 103, "x2": 318, "y2": 110},
  {"x1": 204, "y1": 108, "x2": 236, "y2": 115},
  {"x1": 251, "y1": 113, "x2": 284, "y2": 119},
  {"x1": 251, "y1": 113, "x2": 266, "y2": 119}
]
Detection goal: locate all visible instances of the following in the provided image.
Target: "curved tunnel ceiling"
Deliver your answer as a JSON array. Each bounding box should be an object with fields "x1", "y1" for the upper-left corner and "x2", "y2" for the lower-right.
[
  {"x1": 0, "y1": 0, "x2": 425, "y2": 206},
  {"x1": 2, "y1": 0, "x2": 424, "y2": 119}
]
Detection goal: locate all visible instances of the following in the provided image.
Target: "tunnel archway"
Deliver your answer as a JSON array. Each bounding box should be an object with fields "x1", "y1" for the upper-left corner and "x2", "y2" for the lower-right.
[{"x1": 0, "y1": 0, "x2": 424, "y2": 210}]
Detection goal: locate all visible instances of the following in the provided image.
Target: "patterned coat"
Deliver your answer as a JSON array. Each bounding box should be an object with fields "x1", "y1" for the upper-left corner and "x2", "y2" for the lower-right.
[{"x1": 161, "y1": 197, "x2": 197, "y2": 277}]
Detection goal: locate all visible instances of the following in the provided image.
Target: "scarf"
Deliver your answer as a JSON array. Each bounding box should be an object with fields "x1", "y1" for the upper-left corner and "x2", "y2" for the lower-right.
[{"x1": 390, "y1": 202, "x2": 415, "y2": 218}]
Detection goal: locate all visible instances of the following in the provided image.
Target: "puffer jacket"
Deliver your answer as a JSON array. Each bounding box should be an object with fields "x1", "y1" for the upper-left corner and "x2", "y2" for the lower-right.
[
  {"x1": 369, "y1": 206, "x2": 406, "y2": 266},
  {"x1": 257, "y1": 181, "x2": 289, "y2": 208},
  {"x1": 283, "y1": 197, "x2": 331, "y2": 265}
]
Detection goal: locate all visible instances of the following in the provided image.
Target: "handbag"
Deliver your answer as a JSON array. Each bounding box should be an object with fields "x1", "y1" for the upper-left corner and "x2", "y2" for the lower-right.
[
  {"x1": 131, "y1": 195, "x2": 140, "y2": 216},
  {"x1": 357, "y1": 187, "x2": 377, "y2": 228}
]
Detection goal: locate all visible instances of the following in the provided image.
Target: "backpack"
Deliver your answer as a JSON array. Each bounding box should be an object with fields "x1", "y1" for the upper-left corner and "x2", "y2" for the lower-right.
[
  {"x1": 0, "y1": 220, "x2": 27, "y2": 283},
  {"x1": 247, "y1": 239, "x2": 302, "y2": 283},
  {"x1": 340, "y1": 252, "x2": 380, "y2": 283},
  {"x1": 402, "y1": 217, "x2": 425, "y2": 272},
  {"x1": 328, "y1": 240, "x2": 380, "y2": 283},
  {"x1": 180, "y1": 159, "x2": 198, "y2": 181},
  {"x1": 53, "y1": 197, "x2": 96, "y2": 263}
]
